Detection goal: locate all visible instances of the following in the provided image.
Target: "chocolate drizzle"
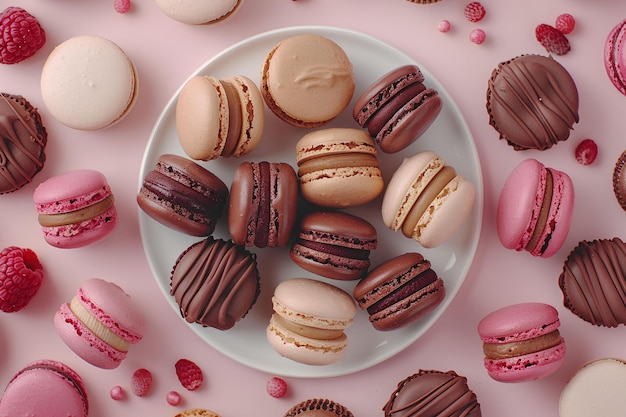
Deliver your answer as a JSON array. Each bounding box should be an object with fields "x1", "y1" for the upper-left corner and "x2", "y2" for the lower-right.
[
  {"x1": 170, "y1": 238, "x2": 260, "y2": 330},
  {"x1": 559, "y1": 238, "x2": 626, "y2": 327},
  {"x1": 0, "y1": 93, "x2": 47, "y2": 194}
]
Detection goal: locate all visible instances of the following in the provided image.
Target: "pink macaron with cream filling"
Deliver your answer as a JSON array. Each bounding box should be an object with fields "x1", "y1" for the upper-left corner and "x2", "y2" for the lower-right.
[
  {"x1": 54, "y1": 278, "x2": 146, "y2": 369},
  {"x1": 478, "y1": 302, "x2": 566, "y2": 382},
  {"x1": 496, "y1": 158, "x2": 574, "y2": 258},
  {"x1": 605, "y1": 18, "x2": 626, "y2": 96}
]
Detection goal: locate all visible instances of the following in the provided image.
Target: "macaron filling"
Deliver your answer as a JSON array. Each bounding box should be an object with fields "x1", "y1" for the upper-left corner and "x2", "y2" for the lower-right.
[
  {"x1": 524, "y1": 169, "x2": 553, "y2": 254},
  {"x1": 366, "y1": 268, "x2": 438, "y2": 315},
  {"x1": 482, "y1": 329, "x2": 563, "y2": 359},
  {"x1": 38, "y1": 194, "x2": 114, "y2": 227},
  {"x1": 69, "y1": 296, "x2": 130, "y2": 352}
]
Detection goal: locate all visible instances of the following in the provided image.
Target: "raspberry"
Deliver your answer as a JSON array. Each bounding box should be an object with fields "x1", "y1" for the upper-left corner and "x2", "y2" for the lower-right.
[
  {"x1": 266, "y1": 377, "x2": 287, "y2": 398},
  {"x1": 114, "y1": 0, "x2": 131, "y2": 13},
  {"x1": 131, "y1": 368, "x2": 153, "y2": 397},
  {"x1": 536, "y1": 24, "x2": 571, "y2": 55},
  {"x1": 438, "y1": 20, "x2": 451, "y2": 33},
  {"x1": 464, "y1": 2, "x2": 486, "y2": 23},
  {"x1": 575, "y1": 139, "x2": 598, "y2": 165},
  {"x1": 0, "y1": 7, "x2": 46, "y2": 64},
  {"x1": 469, "y1": 29, "x2": 486, "y2": 45},
  {"x1": 0, "y1": 246, "x2": 44, "y2": 312},
  {"x1": 555, "y1": 13, "x2": 575, "y2": 34},
  {"x1": 175, "y1": 359, "x2": 203, "y2": 391}
]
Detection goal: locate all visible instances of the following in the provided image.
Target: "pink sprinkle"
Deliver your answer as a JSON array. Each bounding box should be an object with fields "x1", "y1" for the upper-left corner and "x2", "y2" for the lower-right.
[
  {"x1": 110, "y1": 386, "x2": 126, "y2": 401},
  {"x1": 166, "y1": 391, "x2": 182, "y2": 406},
  {"x1": 469, "y1": 28, "x2": 486, "y2": 44},
  {"x1": 438, "y1": 20, "x2": 451, "y2": 33},
  {"x1": 114, "y1": 0, "x2": 131, "y2": 13}
]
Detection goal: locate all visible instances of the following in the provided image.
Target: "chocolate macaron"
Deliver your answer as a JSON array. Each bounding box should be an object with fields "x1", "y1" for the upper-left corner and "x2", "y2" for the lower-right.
[
  {"x1": 228, "y1": 161, "x2": 298, "y2": 248},
  {"x1": 613, "y1": 150, "x2": 626, "y2": 211},
  {"x1": 353, "y1": 64, "x2": 442, "y2": 154},
  {"x1": 137, "y1": 154, "x2": 229, "y2": 237},
  {"x1": 283, "y1": 398, "x2": 354, "y2": 417},
  {"x1": 290, "y1": 211, "x2": 377, "y2": 280},
  {"x1": 353, "y1": 252, "x2": 445, "y2": 331}
]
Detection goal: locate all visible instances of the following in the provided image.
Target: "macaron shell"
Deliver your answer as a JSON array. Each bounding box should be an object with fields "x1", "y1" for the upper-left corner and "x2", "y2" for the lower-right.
[
  {"x1": 478, "y1": 302, "x2": 560, "y2": 344},
  {"x1": 0, "y1": 360, "x2": 88, "y2": 417},
  {"x1": 40, "y1": 35, "x2": 137, "y2": 130},
  {"x1": 154, "y1": 0, "x2": 241, "y2": 25},
  {"x1": 484, "y1": 341, "x2": 566, "y2": 382},
  {"x1": 33, "y1": 169, "x2": 112, "y2": 212}
]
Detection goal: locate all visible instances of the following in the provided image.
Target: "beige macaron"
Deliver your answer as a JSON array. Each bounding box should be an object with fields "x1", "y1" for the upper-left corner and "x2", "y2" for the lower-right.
[
  {"x1": 261, "y1": 34, "x2": 354, "y2": 128},
  {"x1": 174, "y1": 409, "x2": 221, "y2": 417},
  {"x1": 154, "y1": 0, "x2": 243, "y2": 25}
]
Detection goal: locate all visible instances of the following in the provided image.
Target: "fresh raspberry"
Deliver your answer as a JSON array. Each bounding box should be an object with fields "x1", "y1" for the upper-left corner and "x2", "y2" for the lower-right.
[
  {"x1": 575, "y1": 139, "x2": 598, "y2": 165},
  {"x1": 464, "y1": 2, "x2": 486, "y2": 23},
  {"x1": 0, "y1": 246, "x2": 44, "y2": 312},
  {"x1": 535, "y1": 24, "x2": 571, "y2": 55},
  {"x1": 438, "y1": 20, "x2": 451, "y2": 33},
  {"x1": 266, "y1": 377, "x2": 287, "y2": 398},
  {"x1": 175, "y1": 359, "x2": 203, "y2": 391},
  {"x1": 131, "y1": 368, "x2": 153, "y2": 397},
  {"x1": 166, "y1": 391, "x2": 182, "y2": 406},
  {"x1": 555, "y1": 13, "x2": 575, "y2": 34},
  {"x1": 469, "y1": 29, "x2": 486, "y2": 45},
  {"x1": 114, "y1": 0, "x2": 131, "y2": 13},
  {"x1": 0, "y1": 7, "x2": 46, "y2": 64}
]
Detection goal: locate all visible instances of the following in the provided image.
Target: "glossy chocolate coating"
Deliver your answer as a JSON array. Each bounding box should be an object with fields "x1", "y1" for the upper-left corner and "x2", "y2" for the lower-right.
[
  {"x1": 283, "y1": 398, "x2": 354, "y2": 417},
  {"x1": 0, "y1": 93, "x2": 47, "y2": 194},
  {"x1": 383, "y1": 370, "x2": 481, "y2": 417},
  {"x1": 559, "y1": 238, "x2": 626, "y2": 327},
  {"x1": 613, "y1": 150, "x2": 626, "y2": 211},
  {"x1": 487, "y1": 54, "x2": 579, "y2": 151}
]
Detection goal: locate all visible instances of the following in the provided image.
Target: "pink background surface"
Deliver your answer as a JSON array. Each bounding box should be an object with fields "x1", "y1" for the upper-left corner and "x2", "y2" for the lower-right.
[{"x1": 2, "y1": 0, "x2": 626, "y2": 416}]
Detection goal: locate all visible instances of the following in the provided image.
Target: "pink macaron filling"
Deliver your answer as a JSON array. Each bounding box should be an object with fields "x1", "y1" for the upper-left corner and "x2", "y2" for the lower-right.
[{"x1": 484, "y1": 341, "x2": 566, "y2": 382}]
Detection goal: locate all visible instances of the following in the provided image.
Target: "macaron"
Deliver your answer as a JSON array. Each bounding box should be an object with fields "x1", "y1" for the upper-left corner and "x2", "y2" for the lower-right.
[
  {"x1": 486, "y1": 54, "x2": 579, "y2": 150},
  {"x1": 175, "y1": 409, "x2": 222, "y2": 417},
  {"x1": 353, "y1": 252, "x2": 445, "y2": 331},
  {"x1": 353, "y1": 64, "x2": 442, "y2": 154},
  {"x1": 266, "y1": 278, "x2": 357, "y2": 366},
  {"x1": 283, "y1": 398, "x2": 354, "y2": 417},
  {"x1": 382, "y1": 370, "x2": 481, "y2": 417},
  {"x1": 176, "y1": 75, "x2": 265, "y2": 161},
  {"x1": 0, "y1": 360, "x2": 88, "y2": 417},
  {"x1": 295, "y1": 128, "x2": 384, "y2": 208},
  {"x1": 137, "y1": 154, "x2": 229, "y2": 237},
  {"x1": 0, "y1": 93, "x2": 47, "y2": 194},
  {"x1": 612, "y1": 150, "x2": 626, "y2": 211},
  {"x1": 54, "y1": 278, "x2": 147, "y2": 369},
  {"x1": 559, "y1": 238, "x2": 626, "y2": 327},
  {"x1": 40, "y1": 35, "x2": 137, "y2": 130},
  {"x1": 290, "y1": 210, "x2": 378, "y2": 281},
  {"x1": 560, "y1": 358, "x2": 626, "y2": 417},
  {"x1": 228, "y1": 161, "x2": 298, "y2": 248},
  {"x1": 605, "y1": 19, "x2": 626, "y2": 96},
  {"x1": 33, "y1": 169, "x2": 118, "y2": 248},
  {"x1": 154, "y1": 0, "x2": 242, "y2": 25},
  {"x1": 477, "y1": 302, "x2": 566, "y2": 382},
  {"x1": 170, "y1": 237, "x2": 260, "y2": 330},
  {"x1": 261, "y1": 34, "x2": 354, "y2": 128},
  {"x1": 381, "y1": 150, "x2": 475, "y2": 248},
  {"x1": 497, "y1": 158, "x2": 574, "y2": 258}
]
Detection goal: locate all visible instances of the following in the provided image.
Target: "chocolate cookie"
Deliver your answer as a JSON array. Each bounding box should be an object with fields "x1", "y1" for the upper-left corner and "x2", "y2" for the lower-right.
[
  {"x1": 0, "y1": 93, "x2": 47, "y2": 194},
  {"x1": 613, "y1": 150, "x2": 626, "y2": 211},
  {"x1": 486, "y1": 54, "x2": 579, "y2": 151}
]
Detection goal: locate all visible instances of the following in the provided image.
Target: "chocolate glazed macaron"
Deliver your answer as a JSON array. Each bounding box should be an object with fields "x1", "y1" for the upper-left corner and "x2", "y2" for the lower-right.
[
  {"x1": 353, "y1": 252, "x2": 445, "y2": 331},
  {"x1": 353, "y1": 64, "x2": 442, "y2": 154},
  {"x1": 137, "y1": 154, "x2": 229, "y2": 237},
  {"x1": 228, "y1": 161, "x2": 298, "y2": 248},
  {"x1": 283, "y1": 398, "x2": 354, "y2": 417},
  {"x1": 290, "y1": 210, "x2": 377, "y2": 280}
]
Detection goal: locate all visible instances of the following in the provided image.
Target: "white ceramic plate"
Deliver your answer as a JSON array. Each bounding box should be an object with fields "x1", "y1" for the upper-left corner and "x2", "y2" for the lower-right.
[{"x1": 138, "y1": 26, "x2": 483, "y2": 378}]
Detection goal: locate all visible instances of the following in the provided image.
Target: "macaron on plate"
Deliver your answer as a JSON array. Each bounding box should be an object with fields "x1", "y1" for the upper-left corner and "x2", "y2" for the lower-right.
[{"x1": 137, "y1": 26, "x2": 483, "y2": 378}]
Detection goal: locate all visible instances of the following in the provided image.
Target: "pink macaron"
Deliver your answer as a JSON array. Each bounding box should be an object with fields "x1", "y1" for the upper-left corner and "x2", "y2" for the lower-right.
[
  {"x1": 33, "y1": 169, "x2": 117, "y2": 248},
  {"x1": 605, "y1": 18, "x2": 626, "y2": 96},
  {"x1": 496, "y1": 158, "x2": 574, "y2": 258},
  {"x1": 0, "y1": 359, "x2": 88, "y2": 417},
  {"x1": 54, "y1": 278, "x2": 146, "y2": 369},
  {"x1": 477, "y1": 302, "x2": 566, "y2": 383}
]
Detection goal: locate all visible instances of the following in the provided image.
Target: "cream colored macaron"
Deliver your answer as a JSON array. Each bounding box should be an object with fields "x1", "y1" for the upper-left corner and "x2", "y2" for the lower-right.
[
  {"x1": 40, "y1": 35, "x2": 138, "y2": 131},
  {"x1": 154, "y1": 0, "x2": 243, "y2": 25}
]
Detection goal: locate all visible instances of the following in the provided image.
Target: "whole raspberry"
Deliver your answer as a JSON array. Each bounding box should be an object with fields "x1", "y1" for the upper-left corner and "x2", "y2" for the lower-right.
[
  {"x1": 131, "y1": 368, "x2": 153, "y2": 397},
  {"x1": 464, "y1": 2, "x2": 486, "y2": 23},
  {"x1": 535, "y1": 23, "x2": 571, "y2": 55},
  {"x1": 555, "y1": 13, "x2": 575, "y2": 34},
  {"x1": 266, "y1": 377, "x2": 287, "y2": 398},
  {"x1": 0, "y1": 7, "x2": 46, "y2": 64},
  {"x1": 575, "y1": 139, "x2": 598, "y2": 165},
  {"x1": 0, "y1": 246, "x2": 44, "y2": 312},
  {"x1": 175, "y1": 359, "x2": 203, "y2": 391},
  {"x1": 114, "y1": 0, "x2": 131, "y2": 13}
]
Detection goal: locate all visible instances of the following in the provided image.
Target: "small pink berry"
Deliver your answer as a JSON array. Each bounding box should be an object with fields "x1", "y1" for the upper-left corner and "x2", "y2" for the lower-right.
[
  {"x1": 266, "y1": 377, "x2": 288, "y2": 398},
  {"x1": 166, "y1": 391, "x2": 182, "y2": 406},
  {"x1": 131, "y1": 368, "x2": 153, "y2": 397},
  {"x1": 464, "y1": 2, "x2": 486, "y2": 23},
  {"x1": 574, "y1": 139, "x2": 598, "y2": 165},
  {"x1": 555, "y1": 13, "x2": 575, "y2": 34},
  {"x1": 438, "y1": 20, "x2": 451, "y2": 33},
  {"x1": 110, "y1": 385, "x2": 125, "y2": 401},
  {"x1": 469, "y1": 28, "x2": 486, "y2": 44},
  {"x1": 114, "y1": 0, "x2": 131, "y2": 13}
]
